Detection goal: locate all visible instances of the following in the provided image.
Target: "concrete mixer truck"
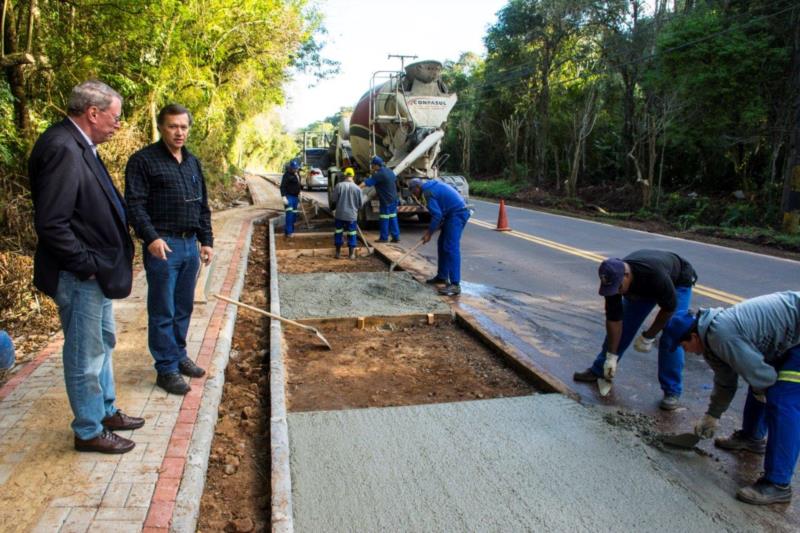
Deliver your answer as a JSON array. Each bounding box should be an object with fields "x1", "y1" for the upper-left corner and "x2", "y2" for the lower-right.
[{"x1": 327, "y1": 59, "x2": 469, "y2": 224}]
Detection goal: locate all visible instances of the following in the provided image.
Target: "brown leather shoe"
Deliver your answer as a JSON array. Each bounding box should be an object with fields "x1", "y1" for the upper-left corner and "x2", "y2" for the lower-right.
[
  {"x1": 102, "y1": 410, "x2": 145, "y2": 431},
  {"x1": 75, "y1": 429, "x2": 135, "y2": 454}
]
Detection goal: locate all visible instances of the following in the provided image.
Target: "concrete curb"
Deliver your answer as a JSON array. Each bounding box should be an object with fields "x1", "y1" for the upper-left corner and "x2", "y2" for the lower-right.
[
  {"x1": 269, "y1": 216, "x2": 294, "y2": 533},
  {"x1": 170, "y1": 218, "x2": 258, "y2": 533}
]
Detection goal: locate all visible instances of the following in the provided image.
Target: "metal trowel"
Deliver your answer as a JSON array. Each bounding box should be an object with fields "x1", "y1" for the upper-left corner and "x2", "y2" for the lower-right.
[
  {"x1": 660, "y1": 432, "x2": 701, "y2": 449},
  {"x1": 597, "y1": 378, "x2": 613, "y2": 396}
]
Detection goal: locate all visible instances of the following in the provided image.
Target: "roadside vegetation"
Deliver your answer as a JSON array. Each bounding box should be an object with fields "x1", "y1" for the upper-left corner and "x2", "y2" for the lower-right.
[
  {"x1": 439, "y1": 0, "x2": 800, "y2": 245},
  {"x1": 0, "y1": 0, "x2": 335, "y2": 356}
]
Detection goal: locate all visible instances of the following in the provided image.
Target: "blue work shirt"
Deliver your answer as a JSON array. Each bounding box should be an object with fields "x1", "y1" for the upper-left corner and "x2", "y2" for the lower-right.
[
  {"x1": 364, "y1": 166, "x2": 398, "y2": 205},
  {"x1": 421, "y1": 180, "x2": 467, "y2": 232}
]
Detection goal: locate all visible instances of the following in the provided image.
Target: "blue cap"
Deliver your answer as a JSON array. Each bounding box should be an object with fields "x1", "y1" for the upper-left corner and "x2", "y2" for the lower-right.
[
  {"x1": 598, "y1": 258, "x2": 625, "y2": 296},
  {"x1": 408, "y1": 178, "x2": 423, "y2": 191},
  {"x1": 371, "y1": 156, "x2": 384, "y2": 166},
  {"x1": 289, "y1": 159, "x2": 300, "y2": 170},
  {"x1": 662, "y1": 311, "x2": 698, "y2": 353},
  {"x1": 0, "y1": 331, "x2": 15, "y2": 370}
]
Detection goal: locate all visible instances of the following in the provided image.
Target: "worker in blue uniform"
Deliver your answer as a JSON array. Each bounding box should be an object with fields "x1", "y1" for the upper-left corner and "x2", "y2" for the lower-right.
[
  {"x1": 663, "y1": 291, "x2": 800, "y2": 505},
  {"x1": 361, "y1": 156, "x2": 399, "y2": 243},
  {"x1": 280, "y1": 159, "x2": 301, "y2": 237},
  {"x1": 409, "y1": 178, "x2": 470, "y2": 296}
]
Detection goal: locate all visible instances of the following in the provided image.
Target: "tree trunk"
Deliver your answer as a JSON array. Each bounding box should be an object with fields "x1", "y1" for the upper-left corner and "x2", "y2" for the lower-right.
[
  {"x1": 781, "y1": 6, "x2": 800, "y2": 233},
  {"x1": 3, "y1": 4, "x2": 30, "y2": 137}
]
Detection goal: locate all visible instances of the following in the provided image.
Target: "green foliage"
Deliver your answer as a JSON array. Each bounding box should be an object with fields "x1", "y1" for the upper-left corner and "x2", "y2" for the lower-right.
[
  {"x1": 469, "y1": 179, "x2": 524, "y2": 198},
  {"x1": 434, "y1": 0, "x2": 799, "y2": 237},
  {"x1": 1, "y1": 0, "x2": 332, "y2": 252}
]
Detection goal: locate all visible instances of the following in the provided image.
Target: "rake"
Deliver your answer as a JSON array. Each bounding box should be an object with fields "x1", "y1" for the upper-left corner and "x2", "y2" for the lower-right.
[{"x1": 213, "y1": 293, "x2": 331, "y2": 350}]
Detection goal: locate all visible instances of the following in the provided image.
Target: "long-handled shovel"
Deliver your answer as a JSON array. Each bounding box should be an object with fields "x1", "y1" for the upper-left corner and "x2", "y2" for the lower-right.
[
  {"x1": 355, "y1": 224, "x2": 373, "y2": 256},
  {"x1": 388, "y1": 238, "x2": 427, "y2": 281},
  {"x1": 213, "y1": 293, "x2": 331, "y2": 350}
]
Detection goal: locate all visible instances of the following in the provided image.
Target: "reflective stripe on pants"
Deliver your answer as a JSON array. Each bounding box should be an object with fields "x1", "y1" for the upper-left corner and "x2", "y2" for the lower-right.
[
  {"x1": 334, "y1": 219, "x2": 357, "y2": 248},
  {"x1": 379, "y1": 202, "x2": 399, "y2": 241},
  {"x1": 285, "y1": 195, "x2": 299, "y2": 235}
]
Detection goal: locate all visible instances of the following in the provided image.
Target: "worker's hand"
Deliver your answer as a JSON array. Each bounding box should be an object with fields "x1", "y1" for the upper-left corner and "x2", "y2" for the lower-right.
[
  {"x1": 147, "y1": 238, "x2": 172, "y2": 261},
  {"x1": 200, "y1": 246, "x2": 214, "y2": 266},
  {"x1": 421, "y1": 231, "x2": 432, "y2": 244},
  {"x1": 282, "y1": 196, "x2": 288, "y2": 206},
  {"x1": 694, "y1": 414, "x2": 719, "y2": 439},
  {"x1": 602, "y1": 352, "x2": 619, "y2": 380},
  {"x1": 752, "y1": 389, "x2": 767, "y2": 403},
  {"x1": 633, "y1": 333, "x2": 656, "y2": 353}
]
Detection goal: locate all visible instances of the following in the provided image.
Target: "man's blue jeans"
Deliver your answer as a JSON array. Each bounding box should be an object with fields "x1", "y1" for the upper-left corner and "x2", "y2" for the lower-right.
[
  {"x1": 144, "y1": 236, "x2": 200, "y2": 375},
  {"x1": 54, "y1": 271, "x2": 117, "y2": 440},
  {"x1": 436, "y1": 209, "x2": 470, "y2": 284},
  {"x1": 379, "y1": 201, "x2": 400, "y2": 241},
  {"x1": 590, "y1": 285, "x2": 692, "y2": 396}
]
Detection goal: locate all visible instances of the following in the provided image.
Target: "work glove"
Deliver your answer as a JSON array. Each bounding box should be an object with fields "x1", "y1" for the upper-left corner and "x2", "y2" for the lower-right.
[
  {"x1": 282, "y1": 196, "x2": 288, "y2": 206},
  {"x1": 694, "y1": 414, "x2": 719, "y2": 439},
  {"x1": 633, "y1": 333, "x2": 656, "y2": 353},
  {"x1": 603, "y1": 352, "x2": 619, "y2": 380}
]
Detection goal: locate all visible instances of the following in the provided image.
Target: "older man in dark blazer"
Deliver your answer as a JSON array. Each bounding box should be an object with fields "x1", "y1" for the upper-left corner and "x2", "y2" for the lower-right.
[{"x1": 29, "y1": 80, "x2": 144, "y2": 454}]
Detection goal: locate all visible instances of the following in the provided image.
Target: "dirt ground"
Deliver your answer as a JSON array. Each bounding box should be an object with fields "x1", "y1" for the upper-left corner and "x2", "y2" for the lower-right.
[
  {"x1": 278, "y1": 253, "x2": 388, "y2": 274},
  {"x1": 275, "y1": 234, "x2": 336, "y2": 250},
  {"x1": 284, "y1": 319, "x2": 537, "y2": 412},
  {"x1": 198, "y1": 222, "x2": 270, "y2": 533}
]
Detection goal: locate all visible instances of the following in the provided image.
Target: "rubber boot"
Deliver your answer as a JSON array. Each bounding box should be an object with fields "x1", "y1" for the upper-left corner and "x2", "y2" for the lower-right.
[
  {"x1": 335, "y1": 246, "x2": 341, "y2": 259},
  {"x1": 348, "y1": 247, "x2": 356, "y2": 259}
]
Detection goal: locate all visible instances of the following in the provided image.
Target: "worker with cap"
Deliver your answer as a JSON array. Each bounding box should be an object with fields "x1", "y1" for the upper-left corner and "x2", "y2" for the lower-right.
[
  {"x1": 360, "y1": 156, "x2": 399, "y2": 243},
  {"x1": 573, "y1": 249, "x2": 697, "y2": 410},
  {"x1": 280, "y1": 159, "x2": 301, "y2": 237},
  {"x1": 331, "y1": 167, "x2": 362, "y2": 259},
  {"x1": 408, "y1": 178, "x2": 470, "y2": 296},
  {"x1": 662, "y1": 290, "x2": 800, "y2": 505}
]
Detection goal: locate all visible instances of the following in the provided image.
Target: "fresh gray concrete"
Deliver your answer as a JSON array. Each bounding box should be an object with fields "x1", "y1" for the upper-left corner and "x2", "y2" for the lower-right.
[
  {"x1": 277, "y1": 271, "x2": 450, "y2": 319},
  {"x1": 289, "y1": 395, "x2": 785, "y2": 532}
]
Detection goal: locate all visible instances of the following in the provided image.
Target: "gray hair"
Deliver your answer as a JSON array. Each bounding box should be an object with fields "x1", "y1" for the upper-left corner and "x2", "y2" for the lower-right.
[{"x1": 67, "y1": 80, "x2": 122, "y2": 116}]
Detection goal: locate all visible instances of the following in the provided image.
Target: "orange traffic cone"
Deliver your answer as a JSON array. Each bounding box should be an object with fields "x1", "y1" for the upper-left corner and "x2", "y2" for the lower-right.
[{"x1": 495, "y1": 199, "x2": 511, "y2": 231}]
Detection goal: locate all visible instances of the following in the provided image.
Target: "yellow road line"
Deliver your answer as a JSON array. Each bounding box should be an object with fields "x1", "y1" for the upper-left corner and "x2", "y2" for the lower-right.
[{"x1": 468, "y1": 218, "x2": 743, "y2": 305}]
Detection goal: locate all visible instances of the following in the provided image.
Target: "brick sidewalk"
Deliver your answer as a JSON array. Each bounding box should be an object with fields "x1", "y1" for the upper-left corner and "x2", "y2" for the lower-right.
[{"x1": 0, "y1": 176, "x2": 280, "y2": 532}]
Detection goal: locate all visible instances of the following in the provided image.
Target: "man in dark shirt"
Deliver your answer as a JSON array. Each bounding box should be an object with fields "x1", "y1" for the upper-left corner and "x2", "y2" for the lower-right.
[
  {"x1": 280, "y1": 159, "x2": 302, "y2": 237},
  {"x1": 361, "y1": 156, "x2": 400, "y2": 242},
  {"x1": 125, "y1": 104, "x2": 213, "y2": 395},
  {"x1": 573, "y1": 250, "x2": 697, "y2": 410}
]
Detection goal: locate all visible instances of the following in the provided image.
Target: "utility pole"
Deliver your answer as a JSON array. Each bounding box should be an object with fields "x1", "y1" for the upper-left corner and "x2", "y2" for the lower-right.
[{"x1": 387, "y1": 54, "x2": 418, "y2": 71}]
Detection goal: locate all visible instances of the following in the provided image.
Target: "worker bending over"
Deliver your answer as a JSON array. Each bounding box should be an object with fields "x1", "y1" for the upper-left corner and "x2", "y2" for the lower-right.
[
  {"x1": 663, "y1": 291, "x2": 800, "y2": 505},
  {"x1": 280, "y1": 159, "x2": 301, "y2": 238},
  {"x1": 574, "y1": 250, "x2": 697, "y2": 410},
  {"x1": 361, "y1": 156, "x2": 399, "y2": 243},
  {"x1": 331, "y1": 167, "x2": 362, "y2": 259},
  {"x1": 408, "y1": 178, "x2": 470, "y2": 296}
]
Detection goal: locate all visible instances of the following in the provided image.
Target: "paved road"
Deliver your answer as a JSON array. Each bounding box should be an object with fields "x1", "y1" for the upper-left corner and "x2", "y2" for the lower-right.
[{"x1": 304, "y1": 188, "x2": 800, "y2": 510}]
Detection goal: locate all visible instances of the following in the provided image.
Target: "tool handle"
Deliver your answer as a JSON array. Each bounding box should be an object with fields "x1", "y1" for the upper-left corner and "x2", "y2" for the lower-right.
[
  {"x1": 355, "y1": 224, "x2": 373, "y2": 253},
  {"x1": 390, "y1": 238, "x2": 426, "y2": 270},
  {"x1": 213, "y1": 293, "x2": 315, "y2": 332}
]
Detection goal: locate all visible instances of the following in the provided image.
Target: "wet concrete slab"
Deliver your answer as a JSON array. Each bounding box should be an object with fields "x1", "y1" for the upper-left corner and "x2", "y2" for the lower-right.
[
  {"x1": 277, "y1": 271, "x2": 451, "y2": 320},
  {"x1": 289, "y1": 395, "x2": 790, "y2": 532}
]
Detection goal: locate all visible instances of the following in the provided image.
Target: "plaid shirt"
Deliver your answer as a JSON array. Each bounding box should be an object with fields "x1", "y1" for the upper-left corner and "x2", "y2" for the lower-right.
[{"x1": 124, "y1": 141, "x2": 213, "y2": 247}]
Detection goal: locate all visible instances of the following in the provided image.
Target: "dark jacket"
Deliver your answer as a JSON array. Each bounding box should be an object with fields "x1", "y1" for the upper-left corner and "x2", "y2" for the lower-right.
[
  {"x1": 364, "y1": 166, "x2": 398, "y2": 205},
  {"x1": 280, "y1": 170, "x2": 301, "y2": 197},
  {"x1": 29, "y1": 119, "x2": 134, "y2": 299}
]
